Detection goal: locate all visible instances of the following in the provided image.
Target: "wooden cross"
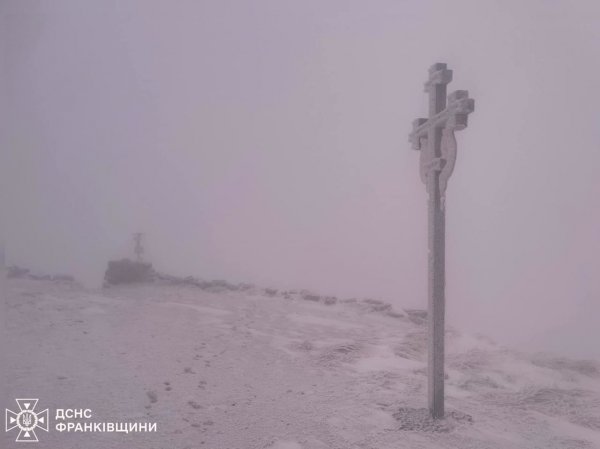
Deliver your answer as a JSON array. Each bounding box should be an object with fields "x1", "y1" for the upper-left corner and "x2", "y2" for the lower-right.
[{"x1": 409, "y1": 63, "x2": 474, "y2": 419}]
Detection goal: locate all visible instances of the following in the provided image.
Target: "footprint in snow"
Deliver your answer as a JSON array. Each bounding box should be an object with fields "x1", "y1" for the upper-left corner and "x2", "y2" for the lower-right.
[
  {"x1": 188, "y1": 400, "x2": 202, "y2": 409},
  {"x1": 146, "y1": 390, "x2": 158, "y2": 404}
]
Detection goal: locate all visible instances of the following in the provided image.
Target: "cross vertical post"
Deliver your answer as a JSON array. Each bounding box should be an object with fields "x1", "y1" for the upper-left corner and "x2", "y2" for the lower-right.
[
  {"x1": 409, "y1": 63, "x2": 474, "y2": 419},
  {"x1": 426, "y1": 63, "x2": 447, "y2": 419}
]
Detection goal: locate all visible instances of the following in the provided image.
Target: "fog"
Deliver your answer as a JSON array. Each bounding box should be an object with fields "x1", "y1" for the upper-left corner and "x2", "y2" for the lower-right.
[{"x1": 2, "y1": 1, "x2": 599, "y2": 359}]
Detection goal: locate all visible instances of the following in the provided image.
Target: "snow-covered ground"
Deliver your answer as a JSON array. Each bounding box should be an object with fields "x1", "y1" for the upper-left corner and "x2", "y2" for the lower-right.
[{"x1": 4, "y1": 278, "x2": 600, "y2": 448}]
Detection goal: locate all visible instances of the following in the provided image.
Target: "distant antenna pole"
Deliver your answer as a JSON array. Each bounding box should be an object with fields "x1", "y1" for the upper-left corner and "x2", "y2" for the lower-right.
[{"x1": 133, "y1": 232, "x2": 144, "y2": 262}]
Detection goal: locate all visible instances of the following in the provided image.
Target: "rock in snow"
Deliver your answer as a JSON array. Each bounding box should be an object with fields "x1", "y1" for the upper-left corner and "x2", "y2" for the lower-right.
[{"x1": 104, "y1": 259, "x2": 154, "y2": 286}]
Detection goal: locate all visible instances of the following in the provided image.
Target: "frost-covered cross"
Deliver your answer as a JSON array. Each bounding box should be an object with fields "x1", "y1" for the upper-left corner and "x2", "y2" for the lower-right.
[{"x1": 409, "y1": 63, "x2": 474, "y2": 419}]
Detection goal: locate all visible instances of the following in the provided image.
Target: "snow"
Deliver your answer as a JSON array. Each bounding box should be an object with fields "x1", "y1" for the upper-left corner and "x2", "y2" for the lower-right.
[{"x1": 4, "y1": 278, "x2": 600, "y2": 448}]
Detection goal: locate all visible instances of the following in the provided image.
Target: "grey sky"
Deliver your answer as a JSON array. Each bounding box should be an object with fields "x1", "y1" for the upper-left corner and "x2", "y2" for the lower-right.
[{"x1": 2, "y1": 0, "x2": 599, "y2": 358}]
